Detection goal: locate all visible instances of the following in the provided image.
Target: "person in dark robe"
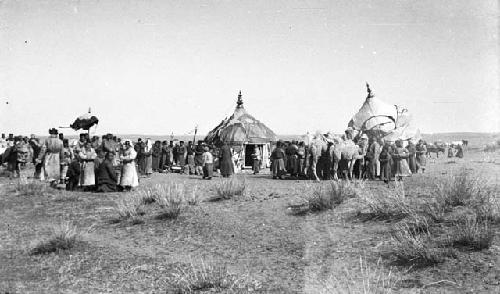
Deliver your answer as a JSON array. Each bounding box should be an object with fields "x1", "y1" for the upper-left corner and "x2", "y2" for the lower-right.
[
  {"x1": 219, "y1": 142, "x2": 234, "y2": 177},
  {"x1": 135, "y1": 138, "x2": 144, "y2": 174},
  {"x1": 152, "y1": 140, "x2": 161, "y2": 172},
  {"x1": 29, "y1": 136, "x2": 43, "y2": 179},
  {"x1": 271, "y1": 141, "x2": 286, "y2": 179},
  {"x1": 379, "y1": 144, "x2": 392, "y2": 184},
  {"x1": 406, "y1": 141, "x2": 417, "y2": 174},
  {"x1": 456, "y1": 144, "x2": 464, "y2": 158},
  {"x1": 185, "y1": 141, "x2": 195, "y2": 175},
  {"x1": 66, "y1": 157, "x2": 81, "y2": 191},
  {"x1": 96, "y1": 152, "x2": 118, "y2": 192},
  {"x1": 177, "y1": 141, "x2": 187, "y2": 172}
]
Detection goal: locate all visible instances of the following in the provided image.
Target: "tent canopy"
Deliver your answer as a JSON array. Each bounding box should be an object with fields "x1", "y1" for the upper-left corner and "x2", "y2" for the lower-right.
[
  {"x1": 348, "y1": 83, "x2": 421, "y2": 142},
  {"x1": 204, "y1": 91, "x2": 278, "y2": 146}
]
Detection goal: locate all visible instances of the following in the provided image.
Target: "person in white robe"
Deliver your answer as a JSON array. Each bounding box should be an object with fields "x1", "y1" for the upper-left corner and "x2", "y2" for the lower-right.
[
  {"x1": 120, "y1": 139, "x2": 139, "y2": 190},
  {"x1": 79, "y1": 142, "x2": 97, "y2": 190},
  {"x1": 37, "y1": 128, "x2": 63, "y2": 185}
]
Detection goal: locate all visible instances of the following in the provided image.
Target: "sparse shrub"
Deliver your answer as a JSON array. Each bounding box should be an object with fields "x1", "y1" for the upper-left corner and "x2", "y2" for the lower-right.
[
  {"x1": 396, "y1": 214, "x2": 432, "y2": 235},
  {"x1": 14, "y1": 176, "x2": 47, "y2": 196},
  {"x1": 391, "y1": 229, "x2": 451, "y2": 267},
  {"x1": 30, "y1": 222, "x2": 81, "y2": 255},
  {"x1": 308, "y1": 180, "x2": 359, "y2": 212},
  {"x1": 358, "y1": 186, "x2": 413, "y2": 221},
  {"x1": 115, "y1": 193, "x2": 145, "y2": 220},
  {"x1": 211, "y1": 177, "x2": 246, "y2": 201},
  {"x1": 448, "y1": 215, "x2": 494, "y2": 250},
  {"x1": 171, "y1": 260, "x2": 244, "y2": 293},
  {"x1": 436, "y1": 168, "x2": 481, "y2": 207},
  {"x1": 419, "y1": 198, "x2": 447, "y2": 222},
  {"x1": 185, "y1": 185, "x2": 199, "y2": 205},
  {"x1": 155, "y1": 183, "x2": 186, "y2": 220},
  {"x1": 319, "y1": 256, "x2": 398, "y2": 294}
]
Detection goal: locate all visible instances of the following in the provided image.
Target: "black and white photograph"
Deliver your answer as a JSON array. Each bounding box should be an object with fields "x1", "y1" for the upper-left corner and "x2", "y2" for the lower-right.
[{"x1": 0, "y1": 0, "x2": 498, "y2": 292}]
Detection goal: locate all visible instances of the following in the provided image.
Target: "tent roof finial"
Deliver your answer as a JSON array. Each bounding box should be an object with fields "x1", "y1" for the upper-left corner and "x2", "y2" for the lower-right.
[
  {"x1": 236, "y1": 90, "x2": 244, "y2": 108},
  {"x1": 366, "y1": 82, "x2": 374, "y2": 98}
]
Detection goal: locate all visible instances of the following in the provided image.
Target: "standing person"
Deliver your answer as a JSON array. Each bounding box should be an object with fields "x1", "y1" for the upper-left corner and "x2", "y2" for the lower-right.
[
  {"x1": 135, "y1": 138, "x2": 145, "y2": 174},
  {"x1": 120, "y1": 140, "x2": 139, "y2": 191},
  {"x1": 393, "y1": 140, "x2": 412, "y2": 181},
  {"x1": 186, "y1": 141, "x2": 196, "y2": 175},
  {"x1": 60, "y1": 139, "x2": 73, "y2": 184},
  {"x1": 219, "y1": 142, "x2": 234, "y2": 177},
  {"x1": 177, "y1": 141, "x2": 187, "y2": 172},
  {"x1": 79, "y1": 141, "x2": 97, "y2": 191},
  {"x1": 152, "y1": 140, "x2": 161, "y2": 172},
  {"x1": 455, "y1": 144, "x2": 464, "y2": 159},
  {"x1": 202, "y1": 146, "x2": 214, "y2": 180},
  {"x1": 251, "y1": 145, "x2": 261, "y2": 174},
  {"x1": 66, "y1": 157, "x2": 81, "y2": 191},
  {"x1": 143, "y1": 139, "x2": 153, "y2": 176},
  {"x1": 159, "y1": 141, "x2": 168, "y2": 172},
  {"x1": 29, "y1": 136, "x2": 44, "y2": 180},
  {"x1": 194, "y1": 141, "x2": 204, "y2": 176},
  {"x1": 79, "y1": 142, "x2": 96, "y2": 189},
  {"x1": 406, "y1": 140, "x2": 417, "y2": 174},
  {"x1": 368, "y1": 138, "x2": 381, "y2": 180},
  {"x1": 271, "y1": 141, "x2": 286, "y2": 180},
  {"x1": 96, "y1": 152, "x2": 118, "y2": 192},
  {"x1": 379, "y1": 144, "x2": 392, "y2": 184},
  {"x1": 415, "y1": 140, "x2": 427, "y2": 173},
  {"x1": 37, "y1": 128, "x2": 63, "y2": 186},
  {"x1": 167, "y1": 141, "x2": 174, "y2": 168},
  {"x1": 297, "y1": 141, "x2": 306, "y2": 178}
]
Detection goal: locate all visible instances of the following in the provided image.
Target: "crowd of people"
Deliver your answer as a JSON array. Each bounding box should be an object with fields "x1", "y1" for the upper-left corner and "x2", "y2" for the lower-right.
[
  {"x1": 268, "y1": 130, "x2": 464, "y2": 183},
  {"x1": 0, "y1": 128, "x2": 467, "y2": 191},
  {"x1": 0, "y1": 129, "x2": 221, "y2": 192}
]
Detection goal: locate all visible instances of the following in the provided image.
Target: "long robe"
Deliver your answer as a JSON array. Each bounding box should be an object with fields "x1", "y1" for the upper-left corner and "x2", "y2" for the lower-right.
[
  {"x1": 416, "y1": 144, "x2": 427, "y2": 171},
  {"x1": 379, "y1": 150, "x2": 392, "y2": 182},
  {"x1": 79, "y1": 148, "x2": 97, "y2": 186},
  {"x1": 271, "y1": 147, "x2": 286, "y2": 178},
  {"x1": 219, "y1": 145, "x2": 234, "y2": 177},
  {"x1": 393, "y1": 147, "x2": 411, "y2": 177},
  {"x1": 406, "y1": 144, "x2": 417, "y2": 173},
  {"x1": 96, "y1": 159, "x2": 118, "y2": 192},
  {"x1": 40, "y1": 137, "x2": 63, "y2": 182},
  {"x1": 152, "y1": 145, "x2": 161, "y2": 171},
  {"x1": 120, "y1": 147, "x2": 139, "y2": 187}
]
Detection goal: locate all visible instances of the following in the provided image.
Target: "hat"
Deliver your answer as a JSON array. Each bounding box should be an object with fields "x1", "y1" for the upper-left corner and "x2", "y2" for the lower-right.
[{"x1": 49, "y1": 128, "x2": 58, "y2": 135}]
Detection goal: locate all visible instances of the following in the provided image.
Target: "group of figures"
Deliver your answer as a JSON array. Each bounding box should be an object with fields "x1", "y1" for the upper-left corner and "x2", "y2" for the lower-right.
[
  {"x1": 267, "y1": 128, "x2": 461, "y2": 183},
  {"x1": 0, "y1": 130, "x2": 226, "y2": 191}
]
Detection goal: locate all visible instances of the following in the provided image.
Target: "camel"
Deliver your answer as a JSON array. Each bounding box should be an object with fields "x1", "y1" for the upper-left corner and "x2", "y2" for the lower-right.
[{"x1": 304, "y1": 131, "x2": 361, "y2": 181}]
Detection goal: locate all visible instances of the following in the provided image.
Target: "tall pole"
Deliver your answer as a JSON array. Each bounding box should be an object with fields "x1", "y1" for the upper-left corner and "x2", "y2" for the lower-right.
[{"x1": 193, "y1": 125, "x2": 198, "y2": 143}]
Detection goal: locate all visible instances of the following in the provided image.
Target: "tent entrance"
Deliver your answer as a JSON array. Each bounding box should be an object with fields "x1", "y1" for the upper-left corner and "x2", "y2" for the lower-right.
[{"x1": 244, "y1": 144, "x2": 263, "y2": 169}]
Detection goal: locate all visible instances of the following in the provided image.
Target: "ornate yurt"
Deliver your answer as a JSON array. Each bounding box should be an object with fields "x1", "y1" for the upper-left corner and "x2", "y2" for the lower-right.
[
  {"x1": 204, "y1": 91, "x2": 278, "y2": 169},
  {"x1": 348, "y1": 83, "x2": 421, "y2": 143}
]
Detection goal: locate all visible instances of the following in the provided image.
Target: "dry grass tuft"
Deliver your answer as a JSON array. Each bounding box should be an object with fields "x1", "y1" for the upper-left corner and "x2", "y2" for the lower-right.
[
  {"x1": 358, "y1": 185, "x2": 413, "y2": 221},
  {"x1": 390, "y1": 228, "x2": 452, "y2": 267},
  {"x1": 395, "y1": 214, "x2": 432, "y2": 235},
  {"x1": 153, "y1": 183, "x2": 187, "y2": 220},
  {"x1": 447, "y1": 215, "x2": 494, "y2": 251},
  {"x1": 30, "y1": 222, "x2": 81, "y2": 255},
  {"x1": 171, "y1": 260, "x2": 246, "y2": 293},
  {"x1": 436, "y1": 168, "x2": 482, "y2": 208},
  {"x1": 211, "y1": 177, "x2": 246, "y2": 201},
  {"x1": 14, "y1": 176, "x2": 48, "y2": 196},
  {"x1": 318, "y1": 256, "x2": 399, "y2": 294},
  {"x1": 115, "y1": 193, "x2": 145, "y2": 220},
  {"x1": 305, "y1": 180, "x2": 360, "y2": 213}
]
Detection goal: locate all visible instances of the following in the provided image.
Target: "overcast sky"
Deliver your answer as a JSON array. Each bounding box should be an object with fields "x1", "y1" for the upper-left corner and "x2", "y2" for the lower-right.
[{"x1": 0, "y1": 0, "x2": 498, "y2": 136}]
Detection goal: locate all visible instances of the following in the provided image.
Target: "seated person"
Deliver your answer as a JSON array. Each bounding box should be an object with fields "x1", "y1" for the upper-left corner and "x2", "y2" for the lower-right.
[{"x1": 96, "y1": 152, "x2": 118, "y2": 192}]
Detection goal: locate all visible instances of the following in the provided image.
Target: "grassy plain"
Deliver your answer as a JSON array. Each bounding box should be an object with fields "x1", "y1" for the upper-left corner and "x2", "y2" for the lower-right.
[{"x1": 0, "y1": 140, "x2": 499, "y2": 293}]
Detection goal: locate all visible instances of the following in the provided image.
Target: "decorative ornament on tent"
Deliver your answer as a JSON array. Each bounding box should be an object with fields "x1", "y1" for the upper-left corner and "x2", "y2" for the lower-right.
[
  {"x1": 69, "y1": 107, "x2": 99, "y2": 131},
  {"x1": 348, "y1": 83, "x2": 421, "y2": 142}
]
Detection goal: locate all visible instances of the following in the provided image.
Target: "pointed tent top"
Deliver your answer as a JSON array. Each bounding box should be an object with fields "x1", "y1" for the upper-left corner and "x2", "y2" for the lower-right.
[
  {"x1": 88, "y1": 107, "x2": 92, "y2": 113},
  {"x1": 236, "y1": 90, "x2": 244, "y2": 109},
  {"x1": 366, "y1": 82, "x2": 374, "y2": 99}
]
